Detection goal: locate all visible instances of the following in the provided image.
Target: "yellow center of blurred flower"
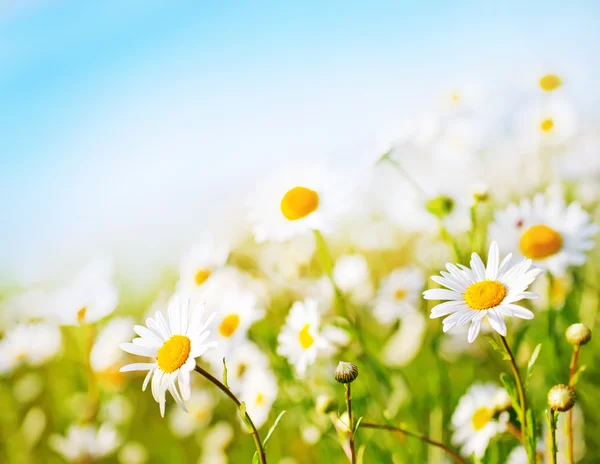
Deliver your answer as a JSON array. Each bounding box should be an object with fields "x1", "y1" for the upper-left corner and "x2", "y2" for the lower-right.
[
  {"x1": 540, "y1": 118, "x2": 554, "y2": 132},
  {"x1": 194, "y1": 269, "x2": 211, "y2": 285},
  {"x1": 471, "y1": 407, "x2": 492, "y2": 431},
  {"x1": 298, "y1": 324, "x2": 315, "y2": 349},
  {"x1": 464, "y1": 281, "x2": 506, "y2": 310},
  {"x1": 280, "y1": 186, "x2": 320, "y2": 220},
  {"x1": 539, "y1": 74, "x2": 562, "y2": 92},
  {"x1": 219, "y1": 314, "x2": 240, "y2": 338},
  {"x1": 237, "y1": 363, "x2": 248, "y2": 378},
  {"x1": 77, "y1": 307, "x2": 87, "y2": 323},
  {"x1": 451, "y1": 93, "x2": 460, "y2": 102},
  {"x1": 394, "y1": 289, "x2": 407, "y2": 300},
  {"x1": 157, "y1": 335, "x2": 191, "y2": 373},
  {"x1": 519, "y1": 224, "x2": 563, "y2": 259},
  {"x1": 256, "y1": 393, "x2": 265, "y2": 405}
]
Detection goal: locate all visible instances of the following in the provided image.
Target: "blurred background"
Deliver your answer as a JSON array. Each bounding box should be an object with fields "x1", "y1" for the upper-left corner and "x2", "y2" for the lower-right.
[{"x1": 2, "y1": 1, "x2": 600, "y2": 286}]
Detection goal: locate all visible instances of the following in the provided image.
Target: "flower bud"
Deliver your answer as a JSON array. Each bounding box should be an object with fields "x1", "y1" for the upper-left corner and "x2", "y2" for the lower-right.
[
  {"x1": 315, "y1": 395, "x2": 337, "y2": 415},
  {"x1": 425, "y1": 195, "x2": 454, "y2": 218},
  {"x1": 547, "y1": 384, "x2": 575, "y2": 412},
  {"x1": 334, "y1": 361, "x2": 358, "y2": 384},
  {"x1": 565, "y1": 323, "x2": 592, "y2": 346}
]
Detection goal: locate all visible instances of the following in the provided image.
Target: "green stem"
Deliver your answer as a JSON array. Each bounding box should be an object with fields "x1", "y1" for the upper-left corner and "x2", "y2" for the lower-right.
[
  {"x1": 345, "y1": 384, "x2": 356, "y2": 464},
  {"x1": 361, "y1": 422, "x2": 466, "y2": 464},
  {"x1": 499, "y1": 336, "x2": 533, "y2": 464},
  {"x1": 566, "y1": 345, "x2": 580, "y2": 464},
  {"x1": 194, "y1": 365, "x2": 266, "y2": 464},
  {"x1": 548, "y1": 410, "x2": 558, "y2": 464}
]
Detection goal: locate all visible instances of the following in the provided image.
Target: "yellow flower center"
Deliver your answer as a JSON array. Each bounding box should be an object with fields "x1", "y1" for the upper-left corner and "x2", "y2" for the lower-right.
[
  {"x1": 298, "y1": 324, "x2": 315, "y2": 349},
  {"x1": 280, "y1": 186, "x2": 320, "y2": 220},
  {"x1": 256, "y1": 393, "x2": 265, "y2": 405},
  {"x1": 237, "y1": 363, "x2": 248, "y2": 378},
  {"x1": 464, "y1": 281, "x2": 506, "y2": 310},
  {"x1": 540, "y1": 118, "x2": 554, "y2": 132},
  {"x1": 519, "y1": 224, "x2": 563, "y2": 259},
  {"x1": 157, "y1": 335, "x2": 191, "y2": 373},
  {"x1": 394, "y1": 289, "x2": 407, "y2": 300},
  {"x1": 451, "y1": 93, "x2": 460, "y2": 102},
  {"x1": 194, "y1": 269, "x2": 211, "y2": 286},
  {"x1": 539, "y1": 74, "x2": 562, "y2": 92},
  {"x1": 219, "y1": 314, "x2": 240, "y2": 338},
  {"x1": 471, "y1": 407, "x2": 492, "y2": 431},
  {"x1": 77, "y1": 307, "x2": 87, "y2": 323}
]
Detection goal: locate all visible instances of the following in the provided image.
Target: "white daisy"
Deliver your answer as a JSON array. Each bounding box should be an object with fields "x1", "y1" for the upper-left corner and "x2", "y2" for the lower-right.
[
  {"x1": 119, "y1": 296, "x2": 216, "y2": 417},
  {"x1": 248, "y1": 163, "x2": 353, "y2": 243},
  {"x1": 276, "y1": 299, "x2": 329, "y2": 377},
  {"x1": 382, "y1": 311, "x2": 427, "y2": 367},
  {"x1": 374, "y1": 266, "x2": 425, "y2": 324},
  {"x1": 451, "y1": 383, "x2": 509, "y2": 458},
  {"x1": 90, "y1": 317, "x2": 134, "y2": 372},
  {"x1": 203, "y1": 289, "x2": 264, "y2": 366},
  {"x1": 516, "y1": 97, "x2": 577, "y2": 148},
  {"x1": 51, "y1": 257, "x2": 118, "y2": 325},
  {"x1": 176, "y1": 236, "x2": 230, "y2": 295},
  {"x1": 424, "y1": 242, "x2": 543, "y2": 343},
  {"x1": 489, "y1": 194, "x2": 598, "y2": 275},
  {"x1": 0, "y1": 323, "x2": 62, "y2": 374},
  {"x1": 49, "y1": 423, "x2": 119, "y2": 462},
  {"x1": 218, "y1": 340, "x2": 270, "y2": 395},
  {"x1": 240, "y1": 367, "x2": 279, "y2": 428}
]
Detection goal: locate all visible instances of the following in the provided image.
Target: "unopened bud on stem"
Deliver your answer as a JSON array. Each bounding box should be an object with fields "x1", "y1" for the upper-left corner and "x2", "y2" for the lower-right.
[{"x1": 334, "y1": 361, "x2": 358, "y2": 384}]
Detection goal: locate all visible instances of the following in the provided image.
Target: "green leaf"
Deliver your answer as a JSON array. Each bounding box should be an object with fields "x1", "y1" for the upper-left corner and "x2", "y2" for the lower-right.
[
  {"x1": 313, "y1": 230, "x2": 334, "y2": 276},
  {"x1": 222, "y1": 357, "x2": 229, "y2": 388},
  {"x1": 262, "y1": 410, "x2": 287, "y2": 449},
  {"x1": 526, "y1": 344, "x2": 542, "y2": 385},
  {"x1": 354, "y1": 416, "x2": 363, "y2": 434},
  {"x1": 486, "y1": 336, "x2": 510, "y2": 360},
  {"x1": 356, "y1": 444, "x2": 366, "y2": 464},
  {"x1": 238, "y1": 402, "x2": 253, "y2": 433},
  {"x1": 499, "y1": 373, "x2": 521, "y2": 415},
  {"x1": 252, "y1": 452, "x2": 259, "y2": 464},
  {"x1": 571, "y1": 365, "x2": 587, "y2": 386}
]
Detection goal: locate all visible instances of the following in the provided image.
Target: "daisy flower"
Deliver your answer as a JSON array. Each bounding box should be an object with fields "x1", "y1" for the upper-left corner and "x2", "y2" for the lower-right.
[
  {"x1": 90, "y1": 317, "x2": 134, "y2": 372},
  {"x1": 119, "y1": 296, "x2": 216, "y2": 416},
  {"x1": 374, "y1": 266, "x2": 425, "y2": 324},
  {"x1": 202, "y1": 289, "x2": 264, "y2": 366},
  {"x1": 451, "y1": 384, "x2": 509, "y2": 458},
  {"x1": 239, "y1": 367, "x2": 279, "y2": 428},
  {"x1": 0, "y1": 323, "x2": 62, "y2": 375},
  {"x1": 49, "y1": 423, "x2": 119, "y2": 462},
  {"x1": 489, "y1": 194, "x2": 598, "y2": 275},
  {"x1": 424, "y1": 242, "x2": 543, "y2": 343},
  {"x1": 248, "y1": 163, "x2": 353, "y2": 243},
  {"x1": 217, "y1": 340, "x2": 270, "y2": 395},
  {"x1": 277, "y1": 299, "x2": 329, "y2": 377},
  {"x1": 51, "y1": 257, "x2": 118, "y2": 325},
  {"x1": 168, "y1": 389, "x2": 215, "y2": 437},
  {"x1": 516, "y1": 97, "x2": 577, "y2": 148},
  {"x1": 176, "y1": 236, "x2": 230, "y2": 295}
]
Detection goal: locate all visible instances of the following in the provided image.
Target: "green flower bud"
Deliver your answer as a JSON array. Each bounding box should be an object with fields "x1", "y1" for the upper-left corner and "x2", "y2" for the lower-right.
[
  {"x1": 548, "y1": 384, "x2": 575, "y2": 412},
  {"x1": 334, "y1": 361, "x2": 358, "y2": 384},
  {"x1": 565, "y1": 323, "x2": 592, "y2": 346}
]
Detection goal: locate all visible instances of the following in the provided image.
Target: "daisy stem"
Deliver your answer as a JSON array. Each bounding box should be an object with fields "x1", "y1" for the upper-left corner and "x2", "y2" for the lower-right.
[
  {"x1": 566, "y1": 344, "x2": 580, "y2": 464},
  {"x1": 500, "y1": 336, "x2": 532, "y2": 464},
  {"x1": 548, "y1": 410, "x2": 558, "y2": 464},
  {"x1": 345, "y1": 383, "x2": 356, "y2": 464},
  {"x1": 360, "y1": 422, "x2": 466, "y2": 464},
  {"x1": 194, "y1": 364, "x2": 267, "y2": 464}
]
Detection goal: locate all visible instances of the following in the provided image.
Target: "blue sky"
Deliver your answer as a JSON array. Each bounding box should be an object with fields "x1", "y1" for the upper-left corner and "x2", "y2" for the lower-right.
[{"x1": 1, "y1": 1, "x2": 599, "y2": 283}]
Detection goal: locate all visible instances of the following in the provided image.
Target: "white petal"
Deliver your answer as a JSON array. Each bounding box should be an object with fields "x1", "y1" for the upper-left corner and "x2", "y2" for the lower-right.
[
  {"x1": 168, "y1": 297, "x2": 181, "y2": 335},
  {"x1": 467, "y1": 315, "x2": 484, "y2": 343},
  {"x1": 180, "y1": 298, "x2": 190, "y2": 335},
  {"x1": 486, "y1": 242, "x2": 499, "y2": 280},
  {"x1": 423, "y1": 288, "x2": 463, "y2": 301},
  {"x1": 504, "y1": 304, "x2": 535, "y2": 320},
  {"x1": 155, "y1": 312, "x2": 172, "y2": 339},
  {"x1": 134, "y1": 325, "x2": 164, "y2": 344},
  {"x1": 178, "y1": 369, "x2": 191, "y2": 401},
  {"x1": 119, "y1": 362, "x2": 156, "y2": 372},
  {"x1": 120, "y1": 343, "x2": 157, "y2": 358},
  {"x1": 430, "y1": 301, "x2": 468, "y2": 318},
  {"x1": 431, "y1": 275, "x2": 466, "y2": 293},
  {"x1": 470, "y1": 252, "x2": 486, "y2": 281},
  {"x1": 487, "y1": 309, "x2": 507, "y2": 336},
  {"x1": 142, "y1": 369, "x2": 154, "y2": 391}
]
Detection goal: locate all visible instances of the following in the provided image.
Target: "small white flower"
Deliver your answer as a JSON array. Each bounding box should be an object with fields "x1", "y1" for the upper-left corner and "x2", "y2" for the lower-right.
[
  {"x1": 0, "y1": 323, "x2": 62, "y2": 374},
  {"x1": 176, "y1": 236, "x2": 230, "y2": 295},
  {"x1": 51, "y1": 257, "x2": 118, "y2": 325},
  {"x1": 119, "y1": 296, "x2": 216, "y2": 416},
  {"x1": 248, "y1": 163, "x2": 353, "y2": 243},
  {"x1": 424, "y1": 242, "x2": 543, "y2": 343},
  {"x1": 217, "y1": 340, "x2": 270, "y2": 395},
  {"x1": 199, "y1": 422, "x2": 234, "y2": 464},
  {"x1": 374, "y1": 266, "x2": 424, "y2": 324},
  {"x1": 168, "y1": 389, "x2": 215, "y2": 437},
  {"x1": 382, "y1": 312, "x2": 427, "y2": 367},
  {"x1": 516, "y1": 97, "x2": 577, "y2": 148},
  {"x1": 277, "y1": 299, "x2": 329, "y2": 377},
  {"x1": 49, "y1": 423, "x2": 119, "y2": 462},
  {"x1": 451, "y1": 384, "x2": 509, "y2": 458},
  {"x1": 489, "y1": 194, "x2": 598, "y2": 275},
  {"x1": 240, "y1": 367, "x2": 278, "y2": 428},
  {"x1": 90, "y1": 317, "x2": 134, "y2": 372}
]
